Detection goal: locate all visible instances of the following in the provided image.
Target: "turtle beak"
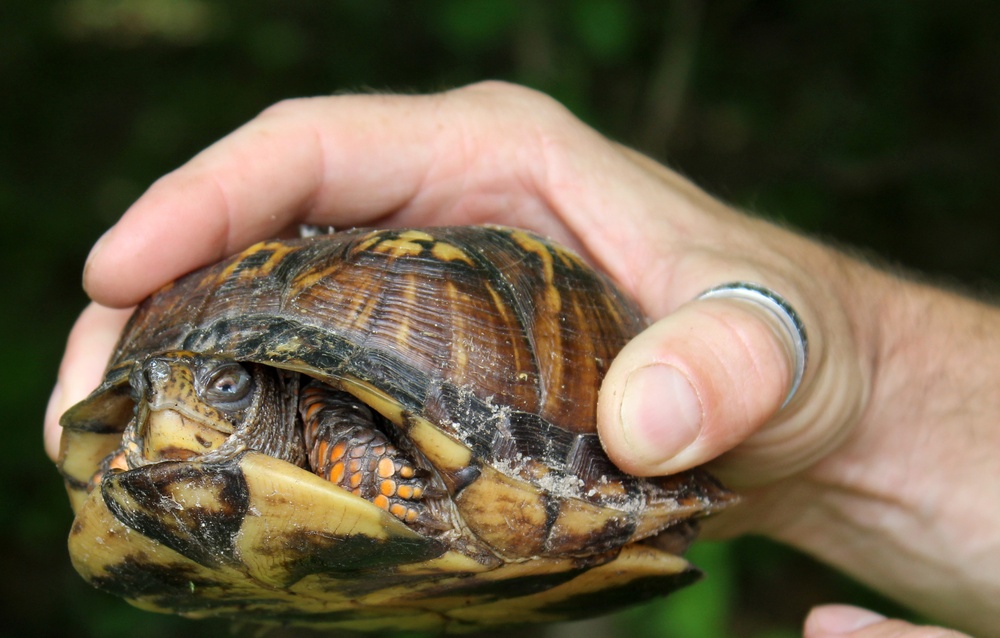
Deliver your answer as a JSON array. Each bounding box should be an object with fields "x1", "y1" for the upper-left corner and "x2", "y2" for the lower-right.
[{"x1": 128, "y1": 355, "x2": 236, "y2": 465}]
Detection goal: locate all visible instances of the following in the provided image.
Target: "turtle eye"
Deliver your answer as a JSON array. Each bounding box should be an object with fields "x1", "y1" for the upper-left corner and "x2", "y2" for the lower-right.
[{"x1": 200, "y1": 362, "x2": 254, "y2": 411}]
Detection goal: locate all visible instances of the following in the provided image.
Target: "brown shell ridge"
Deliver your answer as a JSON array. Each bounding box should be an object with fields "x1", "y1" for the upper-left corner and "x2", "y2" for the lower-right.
[{"x1": 449, "y1": 229, "x2": 547, "y2": 411}]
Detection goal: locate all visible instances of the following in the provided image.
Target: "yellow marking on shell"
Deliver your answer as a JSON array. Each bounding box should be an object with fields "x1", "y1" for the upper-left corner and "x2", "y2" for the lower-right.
[
  {"x1": 338, "y1": 376, "x2": 473, "y2": 470},
  {"x1": 601, "y1": 291, "x2": 628, "y2": 331},
  {"x1": 372, "y1": 238, "x2": 426, "y2": 257},
  {"x1": 508, "y1": 232, "x2": 572, "y2": 416},
  {"x1": 268, "y1": 335, "x2": 309, "y2": 359},
  {"x1": 442, "y1": 544, "x2": 691, "y2": 626},
  {"x1": 351, "y1": 230, "x2": 385, "y2": 255},
  {"x1": 339, "y1": 378, "x2": 405, "y2": 424},
  {"x1": 59, "y1": 429, "x2": 121, "y2": 492},
  {"x1": 482, "y1": 280, "x2": 527, "y2": 374},
  {"x1": 444, "y1": 281, "x2": 469, "y2": 372},
  {"x1": 287, "y1": 263, "x2": 341, "y2": 298},
  {"x1": 398, "y1": 229, "x2": 435, "y2": 242},
  {"x1": 510, "y1": 231, "x2": 555, "y2": 281},
  {"x1": 552, "y1": 243, "x2": 588, "y2": 270},
  {"x1": 454, "y1": 464, "x2": 549, "y2": 558},
  {"x1": 391, "y1": 550, "x2": 497, "y2": 575},
  {"x1": 343, "y1": 277, "x2": 382, "y2": 335},
  {"x1": 407, "y1": 417, "x2": 473, "y2": 472},
  {"x1": 233, "y1": 453, "x2": 432, "y2": 587},
  {"x1": 430, "y1": 241, "x2": 474, "y2": 265},
  {"x1": 216, "y1": 241, "x2": 295, "y2": 285},
  {"x1": 70, "y1": 477, "x2": 449, "y2": 629},
  {"x1": 510, "y1": 229, "x2": 561, "y2": 315},
  {"x1": 544, "y1": 498, "x2": 632, "y2": 555},
  {"x1": 389, "y1": 273, "x2": 418, "y2": 350}
]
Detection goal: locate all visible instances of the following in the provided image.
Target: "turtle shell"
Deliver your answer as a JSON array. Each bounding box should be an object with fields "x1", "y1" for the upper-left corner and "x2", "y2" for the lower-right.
[{"x1": 58, "y1": 226, "x2": 734, "y2": 632}]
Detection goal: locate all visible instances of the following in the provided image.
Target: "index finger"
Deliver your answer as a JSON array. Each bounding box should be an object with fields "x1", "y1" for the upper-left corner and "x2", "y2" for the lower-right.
[{"x1": 84, "y1": 84, "x2": 561, "y2": 308}]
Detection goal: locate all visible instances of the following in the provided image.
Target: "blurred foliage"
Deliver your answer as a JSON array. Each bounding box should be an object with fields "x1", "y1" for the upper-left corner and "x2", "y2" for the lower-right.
[{"x1": 2, "y1": 0, "x2": 997, "y2": 636}]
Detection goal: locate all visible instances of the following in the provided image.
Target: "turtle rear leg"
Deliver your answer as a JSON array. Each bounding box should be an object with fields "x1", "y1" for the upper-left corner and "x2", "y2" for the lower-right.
[{"x1": 299, "y1": 381, "x2": 429, "y2": 524}]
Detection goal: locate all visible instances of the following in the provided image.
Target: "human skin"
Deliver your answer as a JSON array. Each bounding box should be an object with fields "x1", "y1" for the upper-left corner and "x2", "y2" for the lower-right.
[{"x1": 45, "y1": 82, "x2": 996, "y2": 636}]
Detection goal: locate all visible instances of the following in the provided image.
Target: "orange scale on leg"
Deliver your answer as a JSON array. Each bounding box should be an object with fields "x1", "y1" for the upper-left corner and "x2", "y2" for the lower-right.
[
  {"x1": 305, "y1": 401, "x2": 323, "y2": 422},
  {"x1": 328, "y1": 461, "x2": 345, "y2": 484},
  {"x1": 377, "y1": 457, "x2": 395, "y2": 479},
  {"x1": 315, "y1": 441, "x2": 329, "y2": 462},
  {"x1": 389, "y1": 503, "x2": 406, "y2": 519},
  {"x1": 380, "y1": 479, "x2": 397, "y2": 497},
  {"x1": 373, "y1": 494, "x2": 389, "y2": 510},
  {"x1": 329, "y1": 442, "x2": 347, "y2": 462}
]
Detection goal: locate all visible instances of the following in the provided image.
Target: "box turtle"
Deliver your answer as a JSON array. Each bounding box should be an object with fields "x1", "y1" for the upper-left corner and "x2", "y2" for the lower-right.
[{"x1": 57, "y1": 226, "x2": 734, "y2": 632}]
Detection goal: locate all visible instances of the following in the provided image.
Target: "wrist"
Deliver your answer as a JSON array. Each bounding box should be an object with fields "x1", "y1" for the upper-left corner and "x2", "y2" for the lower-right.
[{"x1": 772, "y1": 264, "x2": 1000, "y2": 634}]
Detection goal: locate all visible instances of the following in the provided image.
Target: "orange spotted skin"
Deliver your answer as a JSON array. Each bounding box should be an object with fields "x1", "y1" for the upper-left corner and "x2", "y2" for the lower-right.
[{"x1": 300, "y1": 382, "x2": 427, "y2": 526}]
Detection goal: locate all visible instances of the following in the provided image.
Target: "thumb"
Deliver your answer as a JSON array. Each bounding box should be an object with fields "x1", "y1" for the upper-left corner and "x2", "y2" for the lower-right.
[{"x1": 597, "y1": 293, "x2": 800, "y2": 477}]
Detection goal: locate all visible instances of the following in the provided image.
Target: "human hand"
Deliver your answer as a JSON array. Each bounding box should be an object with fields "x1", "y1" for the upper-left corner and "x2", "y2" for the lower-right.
[
  {"x1": 45, "y1": 82, "x2": 1000, "y2": 635},
  {"x1": 804, "y1": 605, "x2": 971, "y2": 638},
  {"x1": 46, "y1": 81, "x2": 865, "y2": 484}
]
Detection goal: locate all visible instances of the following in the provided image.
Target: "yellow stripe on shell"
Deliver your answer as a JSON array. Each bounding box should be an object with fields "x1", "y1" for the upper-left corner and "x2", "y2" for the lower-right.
[
  {"x1": 430, "y1": 240, "x2": 475, "y2": 265},
  {"x1": 215, "y1": 241, "x2": 296, "y2": 285}
]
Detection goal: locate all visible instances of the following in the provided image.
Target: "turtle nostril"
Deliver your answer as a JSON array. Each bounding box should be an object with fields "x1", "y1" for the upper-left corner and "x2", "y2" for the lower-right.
[{"x1": 145, "y1": 359, "x2": 172, "y2": 385}]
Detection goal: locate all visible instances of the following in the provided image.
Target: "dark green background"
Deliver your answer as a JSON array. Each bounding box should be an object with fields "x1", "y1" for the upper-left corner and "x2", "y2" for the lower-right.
[{"x1": 3, "y1": 1, "x2": 997, "y2": 636}]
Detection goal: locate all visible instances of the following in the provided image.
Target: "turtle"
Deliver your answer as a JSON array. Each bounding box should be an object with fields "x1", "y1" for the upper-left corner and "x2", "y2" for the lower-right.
[{"x1": 57, "y1": 226, "x2": 735, "y2": 632}]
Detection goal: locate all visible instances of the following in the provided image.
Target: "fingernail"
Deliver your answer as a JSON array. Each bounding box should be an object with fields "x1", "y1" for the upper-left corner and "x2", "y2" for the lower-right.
[
  {"x1": 620, "y1": 364, "x2": 702, "y2": 465},
  {"x1": 807, "y1": 605, "x2": 886, "y2": 635}
]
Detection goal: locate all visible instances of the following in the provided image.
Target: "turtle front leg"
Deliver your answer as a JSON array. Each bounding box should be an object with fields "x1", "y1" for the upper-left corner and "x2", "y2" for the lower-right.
[{"x1": 299, "y1": 381, "x2": 428, "y2": 524}]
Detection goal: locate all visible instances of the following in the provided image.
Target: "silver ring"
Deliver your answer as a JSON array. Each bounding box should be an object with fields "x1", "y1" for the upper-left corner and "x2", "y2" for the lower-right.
[{"x1": 697, "y1": 282, "x2": 808, "y2": 407}]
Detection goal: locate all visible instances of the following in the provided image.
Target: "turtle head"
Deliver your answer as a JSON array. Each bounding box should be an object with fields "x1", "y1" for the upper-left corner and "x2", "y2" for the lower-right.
[
  {"x1": 122, "y1": 352, "x2": 305, "y2": 468},
  {"x1": 127, "y1": 352, "x2": 252, "y2": 463}
]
